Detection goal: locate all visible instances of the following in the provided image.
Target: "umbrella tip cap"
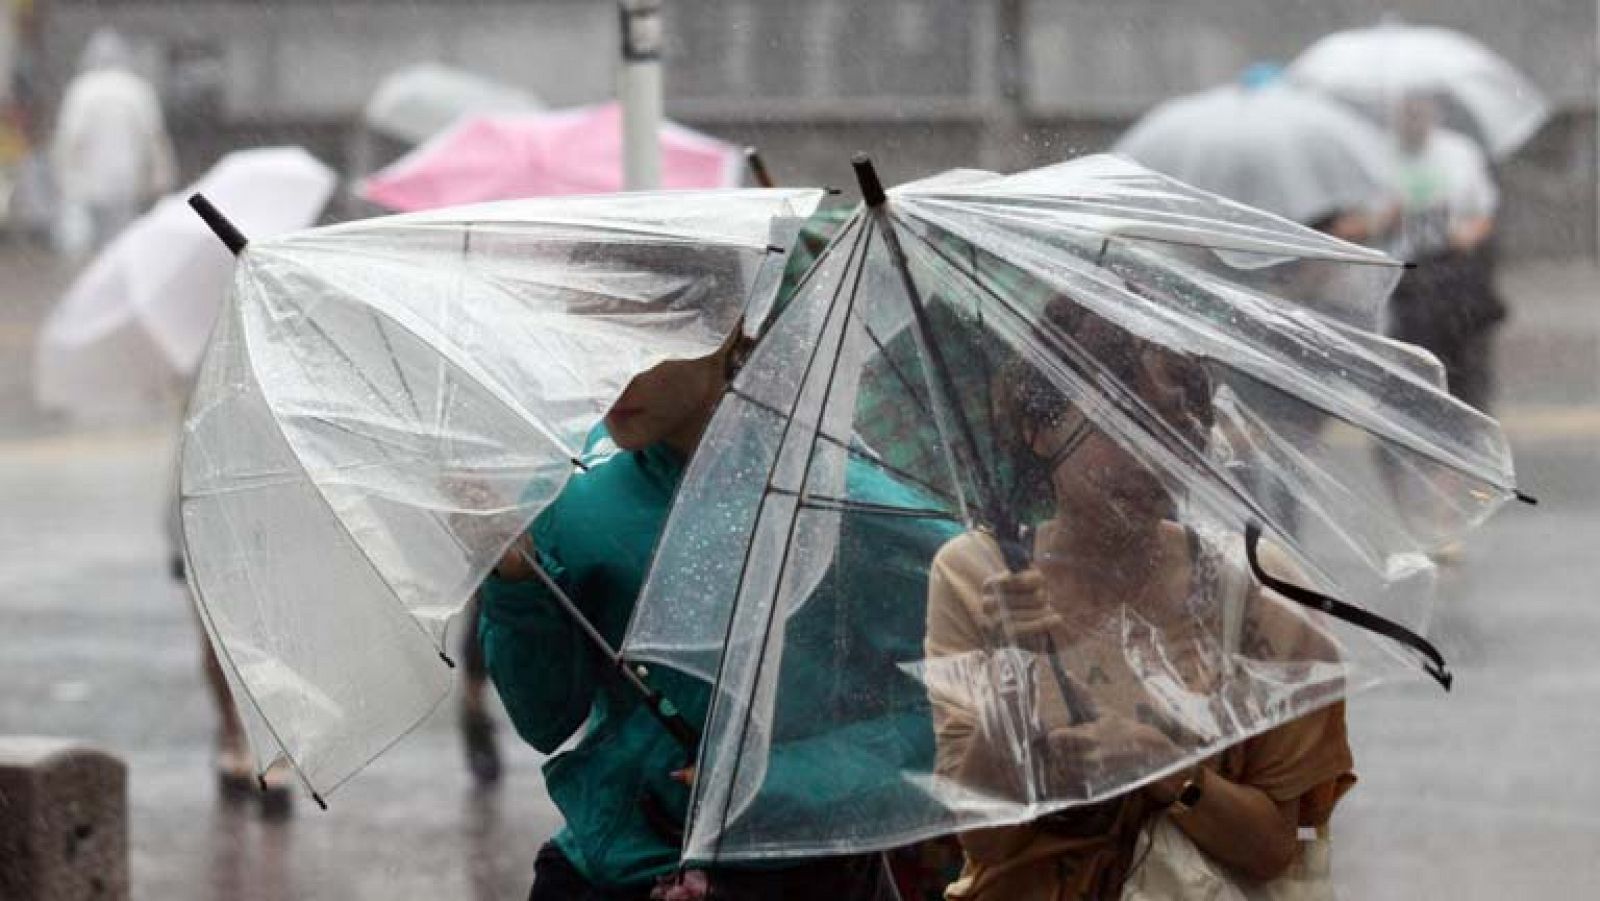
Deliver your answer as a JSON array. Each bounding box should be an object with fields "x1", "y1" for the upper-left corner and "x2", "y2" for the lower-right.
[
  {"x1": 851, "y1": 153, "x2": 886, "y2": 207},
  {"x1": 188, "y1": 193, "x2": 249, "y2": 257}
]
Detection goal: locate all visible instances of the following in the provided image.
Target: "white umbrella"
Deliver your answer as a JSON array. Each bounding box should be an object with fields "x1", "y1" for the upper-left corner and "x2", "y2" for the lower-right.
[
  {"x1": 34, "y1": 147, "x2": 336, "y2": 418},
  {"x1": 1289, "y1": 23, "x2": 1549, "y2": 160},
  {"x1": 1114, "y1": 78, "x2": 1396, "y2": 227},
  {"x1": 363, "y1": 63, "x2": 543, "y2": 146}
]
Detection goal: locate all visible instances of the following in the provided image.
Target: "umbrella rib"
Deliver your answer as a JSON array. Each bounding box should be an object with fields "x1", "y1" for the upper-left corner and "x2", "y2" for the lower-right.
[
  {"x1": 714, "y1": 215, "x2": 875, "y2": 859},
  {"x1": 689, "y1": 216, "x2": 873, "y2": 862},
  {"x1": 878, "y1": 209, "x2": 1006, "y2": 558},
  {"x1": 287, "y1": 253, "x2": 583, "y2": 463},
  {"x1": 300, "y1": 317, "x2": 411, "y2": 423},
  {"x1": 857, "y1": 314, "x2": 937, "y2": 432},
  {"x1": 372, "y1": 314, "x2": 424, "y2": 421},
  {"x1": 918, "y1": 195, "x2": 1401, "y2": 269},
  {"x1": 900, "y1": 220, "x2": 1289, "y2": 538},
  {"x1": 769, "y1": 488, "x2": 959, "y2": 521},
  {"x1": 753, "y1": 205, "x2": 857, "y2": 344},
  {"x1": 242, "y1": 315, "x2": 471, "y2": 665},
  {"x1": 725, "y1": 386, "x2": 959, "y2": 509}
]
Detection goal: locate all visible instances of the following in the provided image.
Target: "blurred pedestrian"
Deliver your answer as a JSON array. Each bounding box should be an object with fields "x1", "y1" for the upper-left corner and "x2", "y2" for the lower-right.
[
  {"x1": 1377, "y1": 92, "x2": 1504, "y2": 412},
  {"x1": 457, "y1": 592, "x2": 502, "y2": 785},
  {"x1": 168, "y1": 495, "x2": 295, "y2": 817},
  {"x1": 49, "y1": 29, "x2": 174, "y2": 257}
]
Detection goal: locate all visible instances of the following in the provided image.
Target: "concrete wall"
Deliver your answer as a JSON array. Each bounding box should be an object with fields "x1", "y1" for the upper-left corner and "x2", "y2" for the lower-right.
[{"x1": 36, "y1": 0, "x2": 1598, "y2": 258}]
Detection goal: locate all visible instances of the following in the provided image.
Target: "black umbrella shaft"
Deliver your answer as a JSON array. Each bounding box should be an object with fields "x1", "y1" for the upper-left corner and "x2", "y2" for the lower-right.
[
  {"x1": 524, "y1": 552, "x2": 699, "y2": 752},
  {"x1": 852, "y1": 154, "x2": 1026, "y2": 571}
]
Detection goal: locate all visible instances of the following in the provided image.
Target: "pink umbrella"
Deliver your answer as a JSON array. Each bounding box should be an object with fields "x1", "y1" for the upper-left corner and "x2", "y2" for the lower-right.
[{"x1": 359, "y1": 102, "x2": 742, "y2": 211}]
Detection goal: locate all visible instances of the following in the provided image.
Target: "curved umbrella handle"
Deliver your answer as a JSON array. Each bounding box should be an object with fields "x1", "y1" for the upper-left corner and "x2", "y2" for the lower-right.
[{"x1": 1244, "y1": 524, "x2": 1453, "y2": 691}]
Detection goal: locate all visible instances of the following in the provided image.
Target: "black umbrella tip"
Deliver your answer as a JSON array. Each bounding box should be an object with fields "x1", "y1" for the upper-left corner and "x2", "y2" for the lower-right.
[
  {"x1": 851, "y1": 154, "x2": 886, "y2": 208},
  {"x1": 745, "y1": 147, "x2": 776, "y2": 188},
  {"x1": 1515, "y1": 490, "x2": 1539, "y2": 506},
  {"x1": 188, "y1": 193, "x2": 248, "y2": 257}
]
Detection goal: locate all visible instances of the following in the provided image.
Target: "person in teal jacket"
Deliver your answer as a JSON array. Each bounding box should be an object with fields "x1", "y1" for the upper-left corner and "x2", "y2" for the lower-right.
[{"x1": 481, "y1": 328, "x2": 955, "y2": 900}]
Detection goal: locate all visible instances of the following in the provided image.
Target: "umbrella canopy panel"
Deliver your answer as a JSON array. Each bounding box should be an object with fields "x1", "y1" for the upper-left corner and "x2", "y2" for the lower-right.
[
  {"x1": 624, "y1": 156, "x2": 1519, "y2": 863},
  {"x1": 1115, "y1": 80, "x2": 1396, "y2": 228},
  {"x1": 363, "y1": 62, "x2": 545, "y2": 146},
  {"x1": 1289, "y1": 24, "x2": 1550, "y2": 160},
  {"x1": 180, "y1": 188, "x2": 821, "y2": 796}
]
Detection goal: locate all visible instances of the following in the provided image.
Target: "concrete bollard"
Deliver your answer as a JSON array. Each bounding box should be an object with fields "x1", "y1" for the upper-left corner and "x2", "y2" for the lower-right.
[{"x1": 0, "y1": 737, "x2": 128, "y2": 901}]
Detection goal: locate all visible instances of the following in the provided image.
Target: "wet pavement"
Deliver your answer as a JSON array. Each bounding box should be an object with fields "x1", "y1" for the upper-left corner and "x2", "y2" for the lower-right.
[{"x1": 2, "y1": 243, "x2": 1598, "y2": 898}]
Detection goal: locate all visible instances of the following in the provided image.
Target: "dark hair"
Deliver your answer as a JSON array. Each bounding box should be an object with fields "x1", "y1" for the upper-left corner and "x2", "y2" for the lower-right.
[{"x1": 997, "y1": 286, "x2": 1214, "y2": 513}]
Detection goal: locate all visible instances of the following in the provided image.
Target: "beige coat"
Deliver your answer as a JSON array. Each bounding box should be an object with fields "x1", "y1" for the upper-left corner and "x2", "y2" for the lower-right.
[{"x1": 924, "y1": 529, "x2": 1355, "y2": 901}]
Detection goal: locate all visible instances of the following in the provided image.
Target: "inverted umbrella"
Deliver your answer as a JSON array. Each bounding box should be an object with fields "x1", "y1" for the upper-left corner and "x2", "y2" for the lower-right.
[
  {"x1": 359, "y1": 103, "x2": 743, "y2": 212},
  {"x1": 1114, "y1": 72, "x2": 1395, "y2": 227},
  {"x1": 179, "y1": 188, "x2": 820, "y2": 801},
  {"x1": 1289, "y1": 22, "x2": 1549, "y2": 160},
  {"x1": 623, "y1": 154, "x2": 1525, "y2": 863},
  {"x1": 34, "y1": 146, "x2": 335, "y2": 418}
]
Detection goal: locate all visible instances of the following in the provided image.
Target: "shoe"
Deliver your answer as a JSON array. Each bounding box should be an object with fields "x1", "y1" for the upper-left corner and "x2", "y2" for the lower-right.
[
  {"x1": 258, "y1": 762, "x2": 294, "y2": 820},
  {"x1": 460, "y1": 708, "x2": 502, "y2": 785}
]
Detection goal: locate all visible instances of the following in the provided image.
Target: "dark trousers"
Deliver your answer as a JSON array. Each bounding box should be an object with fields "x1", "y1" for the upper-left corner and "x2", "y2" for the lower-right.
[
  {"x1": 1389, "y1": 246, "x2": 1505, "y2": 414},
  {"x1": 461, "y1": 591, "x2": 488, "y2": 680},
  {"x1": 527, "y1": 841, "x2": 901, "y2": 901}
]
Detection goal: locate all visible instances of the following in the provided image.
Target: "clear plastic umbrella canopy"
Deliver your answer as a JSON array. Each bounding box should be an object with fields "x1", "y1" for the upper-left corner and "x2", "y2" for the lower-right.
[
  {"x1": 1289, "y1": 23, "x2": 1549, "y2": 160},
  {"x1": 1114, "y1": 77, "x2": 1396, "y2": 227},
  {"x1": 179, "y1": 188, "x2": 820, "y2": 799},
  {"x1": 35, "y1": 146, "x2": 335, "y2": 418},
  {"x1": 623, "y1": 155, "x2": 1522, "y2": 863}
]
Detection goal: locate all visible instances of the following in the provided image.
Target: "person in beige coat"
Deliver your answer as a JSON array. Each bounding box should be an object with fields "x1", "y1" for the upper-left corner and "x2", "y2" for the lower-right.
[{"x1": 924, "y1": 297, "x2": 1356, "y2": 900}]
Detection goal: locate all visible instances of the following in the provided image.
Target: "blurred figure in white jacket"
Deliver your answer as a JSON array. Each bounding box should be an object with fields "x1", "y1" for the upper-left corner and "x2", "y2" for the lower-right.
[{"x1": 50, "y1": 29, "x2": 175, "y2": 256}]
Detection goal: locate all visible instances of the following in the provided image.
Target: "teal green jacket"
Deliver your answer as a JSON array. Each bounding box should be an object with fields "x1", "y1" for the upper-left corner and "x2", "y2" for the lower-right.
[{"x1": 480, "y1": 433, "x2": 953, "y2": 888}]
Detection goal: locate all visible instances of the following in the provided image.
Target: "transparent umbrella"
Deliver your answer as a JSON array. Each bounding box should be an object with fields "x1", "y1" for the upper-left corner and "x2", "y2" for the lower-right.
[
  {"x1": 1289, "y1": 22, "x2": 1549, "y2": 160},
  {"x1": 178, "y1": 187, "x2": 820, "y2": 802},
  {"x1": 1114, "y1": 72, "x2": 1396, "y2": 228},
  {"x1": 363, "y1": 62, "x2": 545, "y2": 147},
  {"x1": 622, "y1": 155, "x2": 1527, "y2": 864}
]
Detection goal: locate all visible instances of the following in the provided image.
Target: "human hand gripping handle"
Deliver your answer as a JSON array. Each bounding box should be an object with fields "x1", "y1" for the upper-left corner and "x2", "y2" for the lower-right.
[{"x1": 981, "y1": 568, "x2": 1061, "y2": 641}]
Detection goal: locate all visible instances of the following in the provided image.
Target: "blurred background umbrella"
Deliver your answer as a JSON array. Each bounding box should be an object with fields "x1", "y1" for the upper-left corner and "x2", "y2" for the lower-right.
[
  {"x1": 358, "y1": 103, "x2": 742, "y2": 212},
  {"x1": 362, "y1": 62, "x2": 545, "y2": 148},
  {"x1": 34, "y1": 145, "x2": 335, "y2": 419},
  {"x1": 624, "y1": 155, "x2": 1524, "y2": 865},
  {"x1": 178, "y1": 187, "x2": 819, "y2": 801},
  {"x1": 1115, "y1": 64, "x2": 1396, "y2": 229},
  {"x1": 1288, "y1": 21, "x2": 1550, "y2": 160}
]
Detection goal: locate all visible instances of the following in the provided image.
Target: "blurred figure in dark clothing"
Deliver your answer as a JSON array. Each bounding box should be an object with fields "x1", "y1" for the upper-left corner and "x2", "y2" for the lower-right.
[{"x1": 1378, "y1": 92, "x2": 1504, "y2": 413}]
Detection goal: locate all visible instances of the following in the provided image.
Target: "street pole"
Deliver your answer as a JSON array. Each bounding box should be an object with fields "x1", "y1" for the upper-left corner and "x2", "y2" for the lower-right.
[
  {"x1": 619, "y1": 0, "x2": 663, "y2": 190},
  {"x1": 980, "y1": 0, "x2": 1029, "y2": 174}
]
